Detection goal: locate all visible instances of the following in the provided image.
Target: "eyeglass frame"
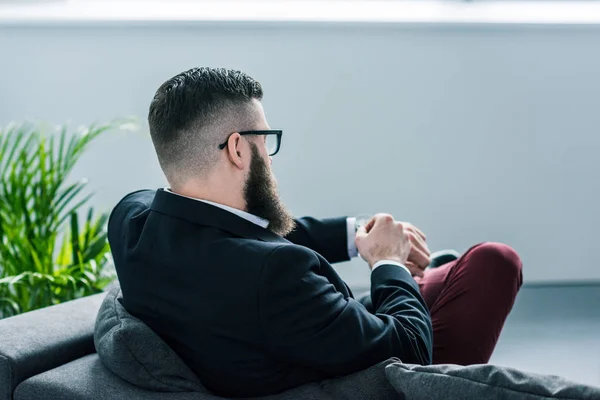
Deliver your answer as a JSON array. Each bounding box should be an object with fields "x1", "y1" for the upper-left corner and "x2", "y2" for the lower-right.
[{"x1": 218, "y1": 130, "x2": 283, "y2": 156}]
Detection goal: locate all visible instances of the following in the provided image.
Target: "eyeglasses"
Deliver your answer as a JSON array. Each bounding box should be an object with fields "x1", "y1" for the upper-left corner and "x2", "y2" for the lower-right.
[{"x1": 218, "y1": 130, "x2": 283, "y2": 156}]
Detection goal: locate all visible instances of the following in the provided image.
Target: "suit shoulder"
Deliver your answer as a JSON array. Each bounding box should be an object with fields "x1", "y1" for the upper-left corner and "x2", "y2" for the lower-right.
[
  {"x1": 115, "y1": 189, "x2": 156, "y2": 209},
  {"x1": 111, "y1": 189, "x2": 155, "y2": 215},
  {"x1": 261, "y1": 243, "x2": 320, "y2": 281},
  {"x1": 267, "y1": 242, "x2": 317, "y2": 259},
  {"x1": 108, "y1": 189, "x2": 156, "y2": 227}
]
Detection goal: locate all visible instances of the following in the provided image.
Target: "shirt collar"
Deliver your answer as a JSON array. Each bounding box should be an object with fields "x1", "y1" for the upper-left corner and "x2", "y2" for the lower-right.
[{"x1": 164, "y1": 188, "x2": 269, "y2": 229}]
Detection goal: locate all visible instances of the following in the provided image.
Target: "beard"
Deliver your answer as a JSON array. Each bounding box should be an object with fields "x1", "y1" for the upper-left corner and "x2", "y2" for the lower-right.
[{"x1": 244, "y1": 144, "x2": 295, "y2": 237}]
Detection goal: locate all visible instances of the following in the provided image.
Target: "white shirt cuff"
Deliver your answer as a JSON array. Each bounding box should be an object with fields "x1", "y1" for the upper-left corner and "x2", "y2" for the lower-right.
[
  {"x1": 346, "y1": 217, "x2": 358, "y2": 258},
  {"x1": 372, "y1": 260, "x2": 411, "y2": 276}
]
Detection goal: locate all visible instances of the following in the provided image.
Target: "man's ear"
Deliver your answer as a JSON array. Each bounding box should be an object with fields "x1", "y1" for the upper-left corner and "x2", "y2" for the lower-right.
[{"x1": 226, "y1": 132, "x2": 245, "y2": 170}]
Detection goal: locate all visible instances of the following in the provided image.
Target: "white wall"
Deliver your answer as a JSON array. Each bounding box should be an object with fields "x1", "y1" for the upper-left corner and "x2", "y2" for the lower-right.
[{"x1": 1, "y1": 23, "x2": 600, "y2": 286}]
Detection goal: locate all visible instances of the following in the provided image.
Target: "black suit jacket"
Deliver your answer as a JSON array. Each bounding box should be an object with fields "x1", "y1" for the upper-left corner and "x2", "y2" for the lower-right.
[{"x1": 108, "y1": 189, "x2": 433, "y2": 397}]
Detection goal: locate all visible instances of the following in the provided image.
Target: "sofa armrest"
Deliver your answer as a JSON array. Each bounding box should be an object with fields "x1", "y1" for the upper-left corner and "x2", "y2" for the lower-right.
[{"x1": 0, "y1": 293, "x2": 106, "y2": 400}]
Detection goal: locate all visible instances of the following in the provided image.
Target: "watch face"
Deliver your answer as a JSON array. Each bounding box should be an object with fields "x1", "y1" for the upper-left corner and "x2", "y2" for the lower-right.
[{"x1": 355, "y1": 214, "x2": 373, "y2": 232}]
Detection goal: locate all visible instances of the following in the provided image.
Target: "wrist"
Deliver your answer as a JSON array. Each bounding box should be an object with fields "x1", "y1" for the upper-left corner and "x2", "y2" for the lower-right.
[
  {"x1": 368, "y1": 256, "x2": 405, "y2": 269},
  {"x1": 371, "y1": 259, "x2": 412, "y2": 276}
]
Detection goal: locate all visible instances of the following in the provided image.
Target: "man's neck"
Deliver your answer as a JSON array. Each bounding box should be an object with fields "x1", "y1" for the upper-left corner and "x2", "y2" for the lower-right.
[{"x1": 172, "y1": 183, "x2": 246, "y2": 212}]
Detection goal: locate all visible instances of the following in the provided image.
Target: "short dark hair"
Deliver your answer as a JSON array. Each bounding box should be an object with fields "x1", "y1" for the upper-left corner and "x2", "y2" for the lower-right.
[{"x1": 148, "y1": 67, "x2": 263, "y2": 184}]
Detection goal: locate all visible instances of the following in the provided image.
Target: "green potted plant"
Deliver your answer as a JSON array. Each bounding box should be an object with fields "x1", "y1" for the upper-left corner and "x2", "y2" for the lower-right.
[{"x1": 0, "y1": 120, "x2": 133, "y2": 318}]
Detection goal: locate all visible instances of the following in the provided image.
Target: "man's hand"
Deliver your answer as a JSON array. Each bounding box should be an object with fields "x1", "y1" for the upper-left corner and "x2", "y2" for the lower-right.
[
  {"x1": 355, "y1": 214, "x2": 411, "y2": 270},
  {"x1": 355, "y1": 215, "x2": 431, "y2": 278},
  {"x1": 403, "y1": 223, "x2": 431, "y2": 277}
]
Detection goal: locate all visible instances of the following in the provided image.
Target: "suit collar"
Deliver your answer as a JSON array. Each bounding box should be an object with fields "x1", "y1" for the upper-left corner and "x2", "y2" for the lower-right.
[
  {"x1": 163, "y1": 188, "x2": 269, "y2": 229},
  {"x1": 150, "y1": 188, "x2": 289, "y2": 244}
]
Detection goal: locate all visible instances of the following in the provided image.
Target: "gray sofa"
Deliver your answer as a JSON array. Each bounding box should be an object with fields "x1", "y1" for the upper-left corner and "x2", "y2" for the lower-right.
[
  {"x1": 0, "y1": 291, "x2": 400, "y2": 400},
  {"x1": 0, "y1": 293, "x2": 106, "y2": 400},
  {"x1": 2, "y1": 290, "x2": 600, "y2": 400}
]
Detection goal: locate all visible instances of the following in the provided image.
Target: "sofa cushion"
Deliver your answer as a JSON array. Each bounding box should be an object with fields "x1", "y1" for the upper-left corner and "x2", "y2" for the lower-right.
[
  {"x1": 15, "y1": 353, "x2": 401, "y2": 400},
  {"x1": 321, "y1": 357, "x2": 402, "y2": 400},
  {"x1": 94, "y1": 287, "x2": 206, "y2": 392},
  {"x1": 385, "y1": 362, "x2": 600, "y2": 400},
  {"x1": 14, "y1": 354, "x2": 216, "y2": 400},
  {"x1": 0, "y1": 292, "x2": 106, "y2": 400},
  {"x1": 95, "y1": 287, "x2": 402, "y2": 399}
]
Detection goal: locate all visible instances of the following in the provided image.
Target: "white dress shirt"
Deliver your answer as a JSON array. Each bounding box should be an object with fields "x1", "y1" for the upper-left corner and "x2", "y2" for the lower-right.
[{"x1": 166, "y1": 189, "x2": 410, "y2": 276}]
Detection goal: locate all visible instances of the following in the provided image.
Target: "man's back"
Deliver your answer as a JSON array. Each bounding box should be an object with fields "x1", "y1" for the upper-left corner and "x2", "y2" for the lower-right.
[{"x1": 109, "y1": 189, "x2": 433, "y2": 397}]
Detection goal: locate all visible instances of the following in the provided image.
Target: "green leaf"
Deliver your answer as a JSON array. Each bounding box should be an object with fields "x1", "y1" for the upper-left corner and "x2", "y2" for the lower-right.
[
  {"x1": 56, "y1": 230, "x2": 72, "y2": 267},
  {"x1": 8, "y1": 273, "x2": 27, "y2": 285},
  {"x1": 56, "y1": 192, "x2": 93, "y2": 229},
  {"x1": 84, "y1": 208, "x2": 94, "y2": 248},
  {"x1": 0, "y1": 120, "x2": 123, "y2": 318},
  {"x1": 0, "y1": 297, "x2": 21, "y2": 316},
  {"x1": 70, "y1": 212, "x2": 81, "y2": 266}
]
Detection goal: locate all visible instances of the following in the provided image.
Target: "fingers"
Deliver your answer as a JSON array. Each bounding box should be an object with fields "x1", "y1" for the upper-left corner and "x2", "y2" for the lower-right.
[
  {"x1": 409, "y1": 248, "x2": 430, "y2": 270},
  {"x1": 405, "y1": 261, "x2": 425, "y2": 278},
  {"x1": 357, "y1": 214, "x2": 430, "y2": 272},
  {"x1": 362, "y1": 217, "x2": 376, "y2": 233},
  {"x1": 355, "y1": 226, "x2": 369, "y2": 249},
  {"x1": 367, "y1": 215, "x2": 426, "y2": 242},
  {"x1": 355, "y1": 226, "x2": 367, "y2": 241},
  {"x1": 405, "y1": 222, "x2": 426, "y2": 241},
  {"x1": 406, "y1": 230, "x2": 430, "y2": 257},
  {"x1": 405, "y1": 226, "x2": 430, "y2": 269},
  {"x1": 374, "y1": 213, "x2": 394, "y2": 225},
  {"x1": 368, "y1": 213, "x2": 394, "y2": 232},
  {"x1": 363, "y1": 214, "x2": 387, "y2": 232}
]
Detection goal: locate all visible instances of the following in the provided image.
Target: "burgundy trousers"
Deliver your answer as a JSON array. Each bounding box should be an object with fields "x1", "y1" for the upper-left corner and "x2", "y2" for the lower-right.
[{"x1": 361, "y1": 242, "x2": 523, "y2": 365}]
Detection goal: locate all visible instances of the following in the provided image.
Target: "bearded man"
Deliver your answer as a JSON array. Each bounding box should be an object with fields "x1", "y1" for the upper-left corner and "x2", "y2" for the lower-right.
[{"x1": 108, "y1": 67, "x2": 522, "y2": 398}]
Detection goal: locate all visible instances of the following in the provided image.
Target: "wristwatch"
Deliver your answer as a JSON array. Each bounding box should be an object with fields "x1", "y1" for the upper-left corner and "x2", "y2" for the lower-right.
[{"x1": 354, "y1": 214, "x2": 373, "y2": 232}]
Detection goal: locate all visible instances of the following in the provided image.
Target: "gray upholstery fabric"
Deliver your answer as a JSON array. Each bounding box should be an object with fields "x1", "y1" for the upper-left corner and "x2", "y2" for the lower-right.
[
  {"x1": 246, "y1": 358, "x2": 402, "y2": 400},
  {"x1": 385, "y1": 362, "x2": 600, "y2": 400},
  {"x1": 321, "y1": 358, "x2": 402, "y2": 400},
  {"x1": 9, "y1": 287, "x2": 599, "y2": 400},
  {"x1": 94, "y1": 287, "x2": 401, "y2": 399},
  {"x1": 94, "y1": 287, "x2": 206, "y2": 392},
  {"x1": 14, "y1": 354, "x2": 216, "y2": 400},
  {"x1": 0, "y1": 292, "x2": 106, "y2": 400},
  {"x1": 15, "y1": 354, "x2": 400, "y2": 400}
]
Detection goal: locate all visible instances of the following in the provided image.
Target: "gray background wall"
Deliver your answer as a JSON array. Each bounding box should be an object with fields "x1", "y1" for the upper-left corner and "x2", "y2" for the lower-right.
[{"x1": 1, "y1": 23, "x2": 599, "y2": 287}]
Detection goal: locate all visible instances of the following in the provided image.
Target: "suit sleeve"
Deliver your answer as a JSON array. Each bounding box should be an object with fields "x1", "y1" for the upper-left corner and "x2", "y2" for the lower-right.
[
  {"x1": 258, "y1": 245, "x2": 433, "y2": 376},
  {"x1": 284, "y1": 217, "x2": 350, "y2": 264}
]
